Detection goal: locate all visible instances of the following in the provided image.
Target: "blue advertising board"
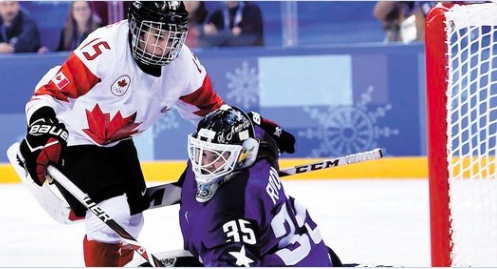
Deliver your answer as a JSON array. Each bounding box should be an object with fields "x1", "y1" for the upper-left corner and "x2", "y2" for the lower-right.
[{"x1": 0, "y1": 44, "x2": 426, "y2": 163}]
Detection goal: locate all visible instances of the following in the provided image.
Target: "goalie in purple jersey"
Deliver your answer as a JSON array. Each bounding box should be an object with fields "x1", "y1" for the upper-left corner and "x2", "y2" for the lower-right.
[{"x1": 177, "y1": 105, "x2": 342, "y2": 267}]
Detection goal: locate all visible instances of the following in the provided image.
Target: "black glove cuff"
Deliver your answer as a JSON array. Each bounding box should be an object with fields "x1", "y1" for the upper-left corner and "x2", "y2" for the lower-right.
[
  {"x1": 27, "y1": 106, "x2": 68, "y2": 144},
  {"x1": 247, "y1": 111, "x2": 296, "y2": 154},
  {"x1": 29, "y1": 106, "x2": 58, "y2": 126}
]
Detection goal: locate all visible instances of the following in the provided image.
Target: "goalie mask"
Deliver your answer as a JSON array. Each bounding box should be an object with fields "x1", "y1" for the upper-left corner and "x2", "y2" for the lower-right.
[
  {"x1": 188, "y1": 105, "x2": 260, "y2": 202},
  {"x1": 129, "y1": 1, "x2": 188, "y2": 66}
]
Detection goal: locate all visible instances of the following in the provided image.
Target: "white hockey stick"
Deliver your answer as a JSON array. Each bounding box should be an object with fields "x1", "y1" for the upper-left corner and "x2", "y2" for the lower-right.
[
  {"x1": 278, "y1": 148, "x2": 383, "y2": 177},
  {"x1": 6, "y1": 142, "x2": 82, "y2": 224},
  {"x1": 7, "y1": 142, "x2": 383, "y2": 224},
  {"x1": 147, "y1": 148, "x2": 384, "y2": 208}
]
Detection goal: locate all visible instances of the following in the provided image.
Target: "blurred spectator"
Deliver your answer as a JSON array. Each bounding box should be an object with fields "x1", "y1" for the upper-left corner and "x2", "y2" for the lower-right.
[
  {"x1": 90, "y1": 1, "x2": 131, "y2": 26},
  {"x1": 374, "y1": 2, "x2": 401, "y2": 42},
  {"x1": 184, "y1": 1, "x2": 208, "y2": 49},
  {"x1": 202, "y1": 1, "x2": 264, "y2": 47},
  {"x1": 57, "y1": 1, "x2": 101, "y2": 52},
  {"x1": 373, "y1": 1, "x2": 434, "y2": 43},
  {"x1": 0, "y1": 1, "x2": 41, "y2": 53}
]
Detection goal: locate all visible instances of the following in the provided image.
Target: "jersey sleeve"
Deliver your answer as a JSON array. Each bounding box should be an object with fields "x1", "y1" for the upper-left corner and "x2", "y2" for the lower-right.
[
  {"x1": 25, "y1": 25, "x2": 119, "y2": 123},
  {"x1": 175, "y1": 46, "x2": 224, "y2": 125}
]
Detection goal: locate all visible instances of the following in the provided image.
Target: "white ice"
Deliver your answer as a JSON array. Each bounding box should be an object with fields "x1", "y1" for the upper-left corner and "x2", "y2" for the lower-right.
[{"x1": 0, "y1": 179, "x2": 430, "y2": 267}]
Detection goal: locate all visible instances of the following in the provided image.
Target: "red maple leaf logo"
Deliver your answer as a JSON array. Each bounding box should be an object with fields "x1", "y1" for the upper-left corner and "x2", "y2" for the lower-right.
[
  {"x1": 56, "y1": 75, "x2": 62, "y2": 80},
  {"x1": 83, "y1": 104, "x2": 142, "y2": 145},
  {"x1": 117, "y1": 79, "x2": 128, "y2": 88}
]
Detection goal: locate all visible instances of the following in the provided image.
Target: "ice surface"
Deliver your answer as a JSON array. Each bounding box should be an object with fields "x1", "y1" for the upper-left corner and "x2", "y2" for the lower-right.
[{"x1": 0, "y1": 179, "x2": 430, "y2": 267}]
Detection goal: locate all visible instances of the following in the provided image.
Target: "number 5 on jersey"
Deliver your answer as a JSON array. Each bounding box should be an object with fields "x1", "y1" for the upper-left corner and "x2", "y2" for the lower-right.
[
  {"x1": 223, "y1": 219, "x2": 257, "y2": 245},
  {"x1": 81, "y1": 38, "x2": 110, "y2": 61}
]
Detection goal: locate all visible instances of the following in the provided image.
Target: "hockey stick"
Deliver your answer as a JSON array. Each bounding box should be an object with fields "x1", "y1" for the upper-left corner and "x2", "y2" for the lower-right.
[
  {"x1": 10, "y1": 142, "x2": 164, "y2": 267},
  {"x1": 278, "y1": 148, "x2": 383, "y2": 177},
  {"x1": 146, "y1": 148, "x2": 384, "y2": 209},
  {"x1": 6, "y1": 142, "x2": 82, "y2": 224},
  {"x1": 124, "y1": 249, "x2": 201, "y2": 267},
  {"x1": 42, "y1": 165, "x2": 166, "y2": 267},
  {"x1": 134, "y1": 249, "x2": 397, "y2": 267}
]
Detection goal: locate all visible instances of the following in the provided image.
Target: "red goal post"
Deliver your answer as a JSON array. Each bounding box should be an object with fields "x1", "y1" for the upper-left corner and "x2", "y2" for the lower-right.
[{"x1": 426, "y1": 3, "x2": 497, "y2": 267}]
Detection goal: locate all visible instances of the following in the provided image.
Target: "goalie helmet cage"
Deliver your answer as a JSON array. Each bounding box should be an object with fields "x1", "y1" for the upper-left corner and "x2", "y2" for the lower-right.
[{"x1": 426, "y1": 3, "x2": 497, "y2": 267}]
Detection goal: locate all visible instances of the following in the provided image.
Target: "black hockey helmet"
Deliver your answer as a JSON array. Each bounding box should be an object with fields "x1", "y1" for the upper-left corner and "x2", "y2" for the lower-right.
[
  {"x1": 188, "y1": 105, "x2": 260, "y2": 185},
  {"x1": 128, "y1": 1, "x2": 189, "y2": 66}
]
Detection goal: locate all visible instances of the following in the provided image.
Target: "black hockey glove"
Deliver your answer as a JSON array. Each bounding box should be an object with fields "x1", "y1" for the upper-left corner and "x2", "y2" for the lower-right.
[
  {"x1": 248, "y1": 112, "x2": 296, "y2": 154},
  {"x1": 19, "y1": 107, "x2": 68, "y2": 186}
]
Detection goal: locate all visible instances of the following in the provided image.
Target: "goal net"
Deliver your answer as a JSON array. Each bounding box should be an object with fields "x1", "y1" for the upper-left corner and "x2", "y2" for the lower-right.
[{"x1": 426, "y1": 3, "x2": 497, "y2": 267}]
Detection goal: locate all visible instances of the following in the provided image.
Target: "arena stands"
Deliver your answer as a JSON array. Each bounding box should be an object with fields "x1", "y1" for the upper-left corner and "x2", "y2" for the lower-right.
[{"x1": 19, "y1": 1, "x2": 385, "y2": 50}]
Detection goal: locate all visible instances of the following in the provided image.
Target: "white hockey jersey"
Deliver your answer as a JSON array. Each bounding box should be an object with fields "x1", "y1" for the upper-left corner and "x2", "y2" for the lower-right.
[{"x1": 26, "y1": 20, "x2": 223, "y2": 147}]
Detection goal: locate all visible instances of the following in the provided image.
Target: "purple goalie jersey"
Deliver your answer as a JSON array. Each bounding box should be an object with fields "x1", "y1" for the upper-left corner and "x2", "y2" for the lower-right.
[{"x1": 179, "y1": 159, "x2": 333, "y2": 267}]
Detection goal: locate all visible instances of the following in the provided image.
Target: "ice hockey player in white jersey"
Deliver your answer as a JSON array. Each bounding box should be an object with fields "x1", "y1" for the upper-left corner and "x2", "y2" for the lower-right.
[{"x1": 18, "y1": 1, "x2": 226, "y2": 267}]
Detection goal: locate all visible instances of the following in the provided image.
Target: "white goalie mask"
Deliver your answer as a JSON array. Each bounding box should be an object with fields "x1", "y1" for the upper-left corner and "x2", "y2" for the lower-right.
[
  {"x1": 187, "y1": 105, "x2": 260, "y2": 202},
  {"x1": 129, "y1": 1, "x2": 188, "y2": 66}
]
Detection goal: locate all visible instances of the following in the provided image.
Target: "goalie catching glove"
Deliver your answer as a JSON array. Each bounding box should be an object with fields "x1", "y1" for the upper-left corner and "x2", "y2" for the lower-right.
[
  {"x1": 247, "y1": 112, "x2": 296, "y2": 154},
  {"x1": 19, "y1": 106, "x2": 68, "y2": 186}
]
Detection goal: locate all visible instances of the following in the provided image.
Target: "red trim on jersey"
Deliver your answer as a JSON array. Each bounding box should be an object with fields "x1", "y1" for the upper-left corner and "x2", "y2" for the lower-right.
[
  {"x1": 80, "y1": 38, "x2": 100, "y2": 50},
  {"x1": 33, "y1": 53, "x2": 101, "y2": 102},
  {"x1": 192, "y1": 57, "x2": 202, "y2": 73},
  {"x1": 180, "y1": 75, "x2": 224, "y2": 117},
  {"x1": 26, "y1": 104, "x2": 36, "y2": 114}
]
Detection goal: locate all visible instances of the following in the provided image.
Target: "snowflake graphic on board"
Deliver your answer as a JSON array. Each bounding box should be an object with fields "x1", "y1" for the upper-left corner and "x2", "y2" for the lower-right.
[
  {"x1": 299, "y1": 86, "x2": 399, "y2": 157},
  {"x1": 153, "y1": 109, "x2": 180, "y2": 138},
  {"x1": 225, "y1": 61, "x2": 259, "y2": 109}
]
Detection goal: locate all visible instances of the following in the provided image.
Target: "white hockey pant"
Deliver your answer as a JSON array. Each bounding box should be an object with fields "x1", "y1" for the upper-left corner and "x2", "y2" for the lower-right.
[{"x1": 85, "y1": 194, "x2": 144, "y2": 244}]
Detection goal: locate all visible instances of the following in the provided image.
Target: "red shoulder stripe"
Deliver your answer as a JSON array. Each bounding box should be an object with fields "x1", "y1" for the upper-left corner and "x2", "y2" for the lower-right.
[
  {"x1": 34, "y1": 53, "x2": 100, "y2": 102},
  {"x1": 180, "y1": 75, "x2": 224, "y2": 116}
]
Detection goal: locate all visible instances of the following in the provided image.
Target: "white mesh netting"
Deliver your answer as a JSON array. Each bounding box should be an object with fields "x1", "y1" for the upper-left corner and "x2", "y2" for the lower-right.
[{"x1": 445, "y1": 3, "x2": 497, "y2": 267}]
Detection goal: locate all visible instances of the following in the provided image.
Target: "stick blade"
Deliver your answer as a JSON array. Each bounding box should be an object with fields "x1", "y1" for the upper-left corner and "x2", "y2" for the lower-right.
[{"x1": 6, "y1": 142, "x2": 82, "y2": 224}]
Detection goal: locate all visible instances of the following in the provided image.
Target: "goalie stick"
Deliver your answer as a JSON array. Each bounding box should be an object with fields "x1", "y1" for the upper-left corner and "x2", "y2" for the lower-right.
[
  {"x1": 132, "y1": 249, "x2": 398, "y2": 267},
  {"x1": 7, "y1": 143, "x2": 383, "y2": 224},
  {"x1": 278, "y1": 148, "x2": 383, "y2": 176},
  {"x1": 146, "y1": 148, "x2": 383, "y2": 208},
  {"x1": 124, "y1": 249, "x2": 201, "y2": 267}
]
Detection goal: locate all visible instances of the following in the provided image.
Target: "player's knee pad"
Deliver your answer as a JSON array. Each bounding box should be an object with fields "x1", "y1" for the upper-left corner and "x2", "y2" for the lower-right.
[{"x1": 85, "y1": 194, "x2": 131, "y2": 244}]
